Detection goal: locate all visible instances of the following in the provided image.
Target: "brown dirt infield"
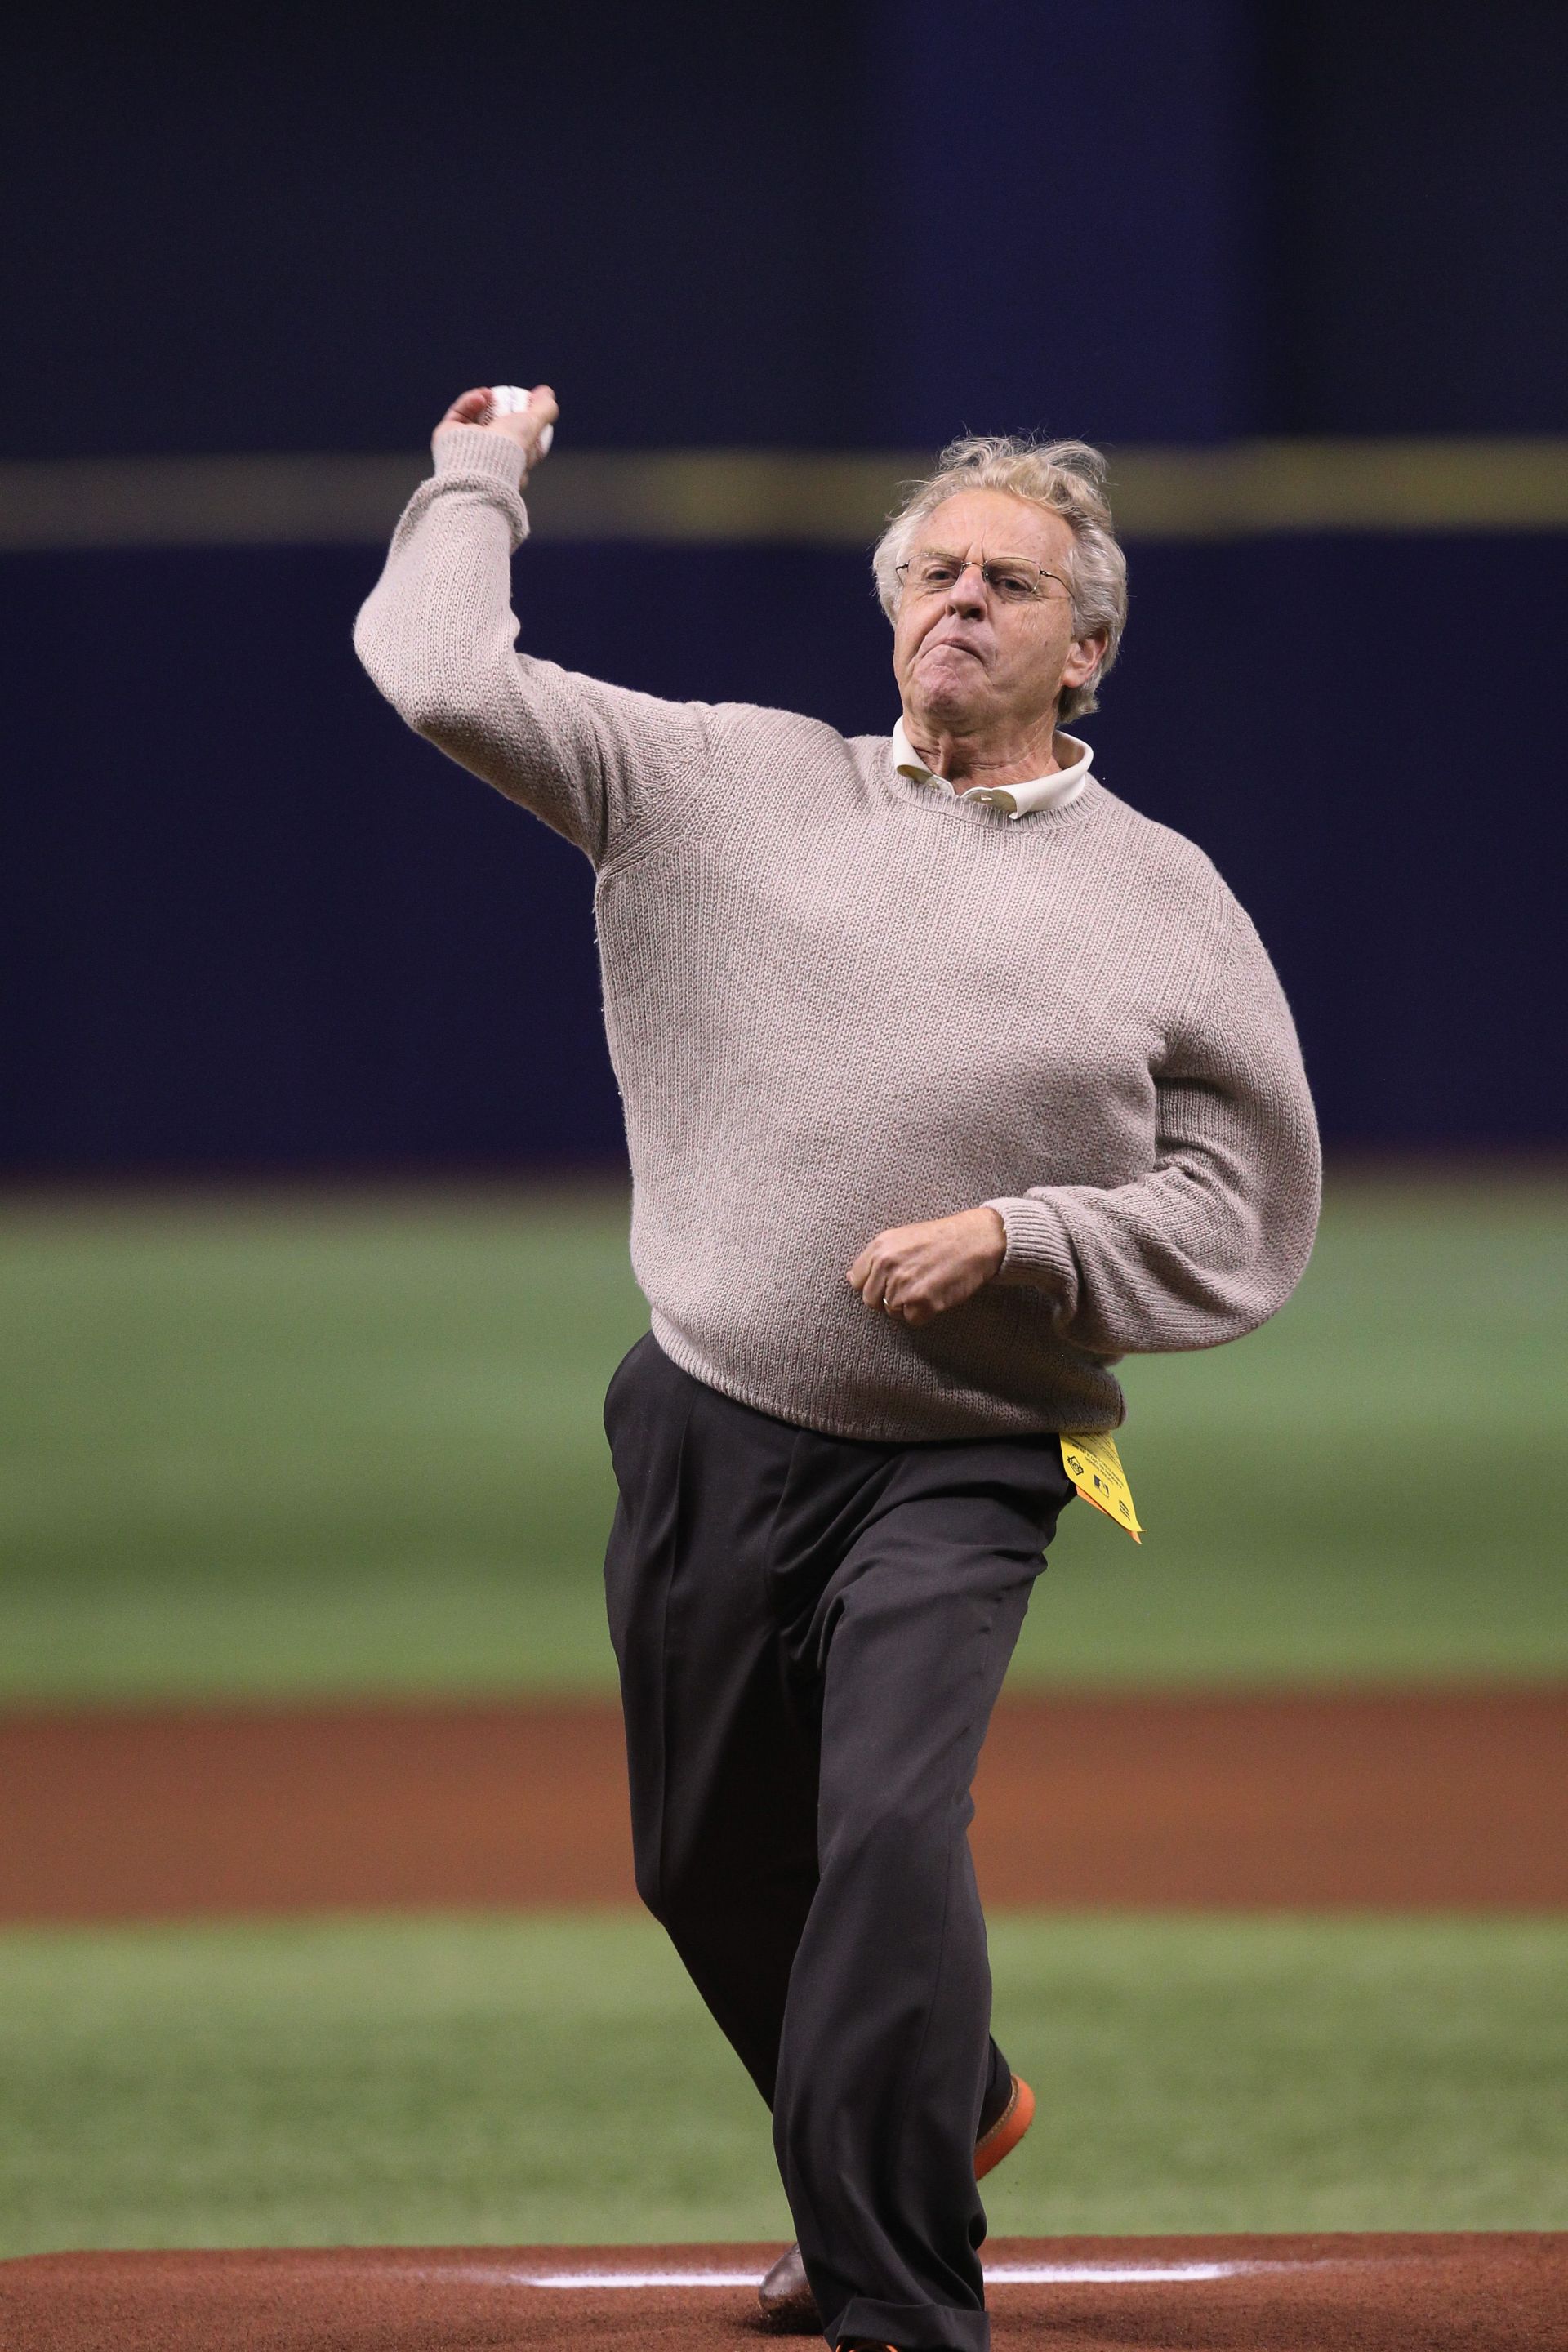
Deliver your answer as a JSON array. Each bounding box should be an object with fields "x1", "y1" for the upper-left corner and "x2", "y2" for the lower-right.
[
  {"x1": 2, "y1": 2235, "x2": 1563, "y2": 2350},
  {"x1": 2, "y1": 1688, "x2": 1563, "y2": 1921}
]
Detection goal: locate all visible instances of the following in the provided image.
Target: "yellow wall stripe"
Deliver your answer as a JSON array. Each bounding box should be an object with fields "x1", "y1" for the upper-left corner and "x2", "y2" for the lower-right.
[{"x1": 2, "y1": 439, "x2": 1566, "y2": 554}]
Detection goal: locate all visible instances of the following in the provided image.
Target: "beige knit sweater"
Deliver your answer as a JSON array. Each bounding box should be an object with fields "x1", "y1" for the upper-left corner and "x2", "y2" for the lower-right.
[{"x1": 354, "y1": 425, "x2": 1321, "y2": 1441}]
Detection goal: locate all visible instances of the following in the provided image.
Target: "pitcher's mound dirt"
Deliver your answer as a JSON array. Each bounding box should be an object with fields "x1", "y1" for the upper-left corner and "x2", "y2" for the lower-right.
[{"x1": 2, "y1": 2235, "x2": 1563, "y2": 2352}]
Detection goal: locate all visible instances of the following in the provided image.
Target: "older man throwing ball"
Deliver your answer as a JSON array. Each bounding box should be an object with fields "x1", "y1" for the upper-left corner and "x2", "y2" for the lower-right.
[{"x1": 354, "y1": 385, "x2": 1320, "y2": 2352}]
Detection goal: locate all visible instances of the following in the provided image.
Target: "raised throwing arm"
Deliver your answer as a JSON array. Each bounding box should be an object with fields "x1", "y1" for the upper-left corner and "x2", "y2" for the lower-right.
[{"x1": 353, "y1": 385, "x2": 715, "y2": 866}]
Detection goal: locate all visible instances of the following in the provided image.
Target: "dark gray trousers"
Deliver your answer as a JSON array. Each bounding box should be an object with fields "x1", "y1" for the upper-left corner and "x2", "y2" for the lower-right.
[{"x1": 601, "y1": 1334, "x2": 1074, "y2": 2352}]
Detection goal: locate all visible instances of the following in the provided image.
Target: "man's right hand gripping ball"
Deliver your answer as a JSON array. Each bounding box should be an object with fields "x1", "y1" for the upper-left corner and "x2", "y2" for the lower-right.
[{"x1": 434, "y1": 385, "x2": 559, "y2": 476}]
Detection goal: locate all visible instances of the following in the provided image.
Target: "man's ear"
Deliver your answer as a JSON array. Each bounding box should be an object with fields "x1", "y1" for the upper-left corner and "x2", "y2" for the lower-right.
[{"x1": 1062, "y1": 629, "x2": 1108, "y2": 691}]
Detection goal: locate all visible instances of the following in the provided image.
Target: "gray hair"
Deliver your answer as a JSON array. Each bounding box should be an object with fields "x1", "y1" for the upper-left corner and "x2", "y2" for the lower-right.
[{"x1": 872, "y1": 433, "x2": 1128, "y2": 723}]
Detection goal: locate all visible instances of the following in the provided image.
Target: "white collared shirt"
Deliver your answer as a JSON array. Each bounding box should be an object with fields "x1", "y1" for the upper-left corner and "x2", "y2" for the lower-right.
[{"x1": 891, "y1": 717, "x2": 1093, "y2": 819}]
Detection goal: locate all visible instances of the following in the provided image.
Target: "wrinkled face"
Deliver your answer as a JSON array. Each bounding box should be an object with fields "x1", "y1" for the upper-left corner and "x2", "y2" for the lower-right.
[{"x1": 892, "y1": 488, "x2": 1102, "y2": 738}]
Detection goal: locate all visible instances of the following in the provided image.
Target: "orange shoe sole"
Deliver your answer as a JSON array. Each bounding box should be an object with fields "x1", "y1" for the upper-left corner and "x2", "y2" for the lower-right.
[{"x1": 973, "y1": 2072, "x2": 1035, "y2": 2181}]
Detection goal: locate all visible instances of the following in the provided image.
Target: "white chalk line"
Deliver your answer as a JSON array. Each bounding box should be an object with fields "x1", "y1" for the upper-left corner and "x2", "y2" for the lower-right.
[{"x1": 514, "y1": 2259, "x2": 1250, "y2": 2289}]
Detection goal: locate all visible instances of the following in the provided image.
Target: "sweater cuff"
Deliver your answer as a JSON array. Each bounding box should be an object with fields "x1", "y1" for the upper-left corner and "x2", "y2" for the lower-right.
[
  {"x1": 982, "y1": 1195, "x2": 1080, "y2": 1315},
  {"x1": 432, "y1": 422, "x2": 528, "y2": 490}
]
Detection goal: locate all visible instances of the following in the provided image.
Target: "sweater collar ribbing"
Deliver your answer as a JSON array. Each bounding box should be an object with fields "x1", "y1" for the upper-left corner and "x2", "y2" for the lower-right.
[
  {"x1": 889, "y1": 728, "x2": 1100, "y2": 832},
  {"x1": 891, "y1": 719, "x2": 1093, "y2": 818}
]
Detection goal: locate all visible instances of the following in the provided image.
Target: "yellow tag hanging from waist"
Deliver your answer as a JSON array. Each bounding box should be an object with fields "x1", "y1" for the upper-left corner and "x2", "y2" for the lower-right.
[{"x1": 1059, "y1": 1430, "x2": 1143, "y2": 1543}]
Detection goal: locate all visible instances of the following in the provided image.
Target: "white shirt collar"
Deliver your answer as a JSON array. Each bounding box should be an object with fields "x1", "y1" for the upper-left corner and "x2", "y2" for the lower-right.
[{"x1": 891, "y1": 717, "x2": 1093, "y2": 818}]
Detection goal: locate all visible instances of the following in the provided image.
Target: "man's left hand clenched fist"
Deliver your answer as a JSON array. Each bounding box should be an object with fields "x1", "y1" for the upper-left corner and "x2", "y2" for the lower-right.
[{"x1": 848, "y1": 1206, "x2": 1007, "y2": 1327}]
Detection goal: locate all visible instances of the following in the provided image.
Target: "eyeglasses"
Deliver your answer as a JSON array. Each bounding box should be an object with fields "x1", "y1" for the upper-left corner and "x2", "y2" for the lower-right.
[{"x1": 894, "y1": 551, "x2": 1069, "y2": 605}]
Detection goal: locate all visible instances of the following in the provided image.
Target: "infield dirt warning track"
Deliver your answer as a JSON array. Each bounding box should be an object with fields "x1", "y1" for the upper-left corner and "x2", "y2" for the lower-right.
[
  {"x1": 3, "y1": 2234, "x2": 1565, "y2": 2351},
  {"x1": 2, "y1": 1686, "x2": 1564, "y2": 1920}
]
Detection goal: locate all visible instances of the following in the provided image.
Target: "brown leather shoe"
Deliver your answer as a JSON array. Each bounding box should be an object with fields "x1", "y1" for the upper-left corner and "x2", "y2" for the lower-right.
[
  {"x1": 756, "y1": 2239, "x2": 818, "y2": 2332},
  {"x1": 756, "y1": 2072, "x2": 1036, "y2": 2332}
]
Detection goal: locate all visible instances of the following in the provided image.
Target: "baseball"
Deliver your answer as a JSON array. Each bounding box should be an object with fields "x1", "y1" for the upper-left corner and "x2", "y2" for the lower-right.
[{"x1": 487, "y1": 385, "x2": 554, "y2": 454}]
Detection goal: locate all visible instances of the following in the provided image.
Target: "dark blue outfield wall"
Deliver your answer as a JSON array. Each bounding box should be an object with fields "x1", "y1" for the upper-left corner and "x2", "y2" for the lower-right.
[{"x1": 3, "y1": 530, "x2": 1564, "y2": 1172}]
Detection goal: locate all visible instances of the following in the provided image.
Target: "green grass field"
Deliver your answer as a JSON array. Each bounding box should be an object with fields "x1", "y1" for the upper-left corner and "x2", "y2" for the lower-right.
[
  {"x1": 3, "y1": 1178, "x2": 1563, "y2": 2260},
  {"x1": 2, "y1": 1913, "x2": 1564, "y2": 2257},
  {"x1": 2, "y1": 1176, "x2": 1563, "y2": 1702}
]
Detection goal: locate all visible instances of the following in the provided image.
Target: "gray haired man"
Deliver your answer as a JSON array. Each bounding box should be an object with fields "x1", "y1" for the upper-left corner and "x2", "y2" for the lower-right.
[{"x1": 355, "y1": 385, "x2": 1320, "y2": 2352}]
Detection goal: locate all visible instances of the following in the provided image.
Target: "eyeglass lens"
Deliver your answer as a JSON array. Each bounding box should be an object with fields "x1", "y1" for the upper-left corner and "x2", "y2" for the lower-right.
[{"x1": 902, "y1": 555, "x2": 1053, "y2": 600}]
